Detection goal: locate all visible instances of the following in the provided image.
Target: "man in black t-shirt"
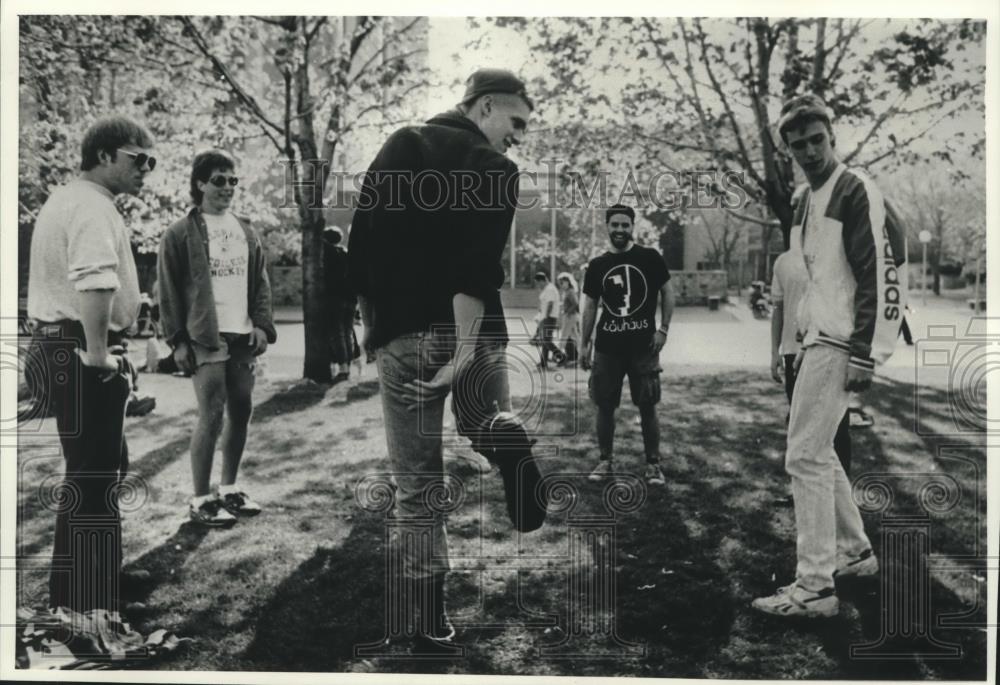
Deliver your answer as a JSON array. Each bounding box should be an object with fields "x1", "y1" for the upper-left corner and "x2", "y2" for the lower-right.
[{"x1": 581, "y1": 204, "x2": 674, "y2": 486}]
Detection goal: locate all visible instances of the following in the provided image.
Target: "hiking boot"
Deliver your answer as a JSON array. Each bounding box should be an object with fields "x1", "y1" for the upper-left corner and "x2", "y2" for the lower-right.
[
  {"x1": 220, "y1": 490, "x2": 262, "y2": 517},
  {"x1": 189, "y1": 497, "x2": 237, "y2": 528},
  {"x1": 644, "y1": 462, "x2": 666, "y2": 486},
  {"x1": 588, "y1": 460, "x2": 614, "y2": 482},
  {"x1": 834, "y1": 548, "x2": 879, "y2": 579},
  {"x1": 751, "y1": 582, "x2": 839, "y2": 618}
]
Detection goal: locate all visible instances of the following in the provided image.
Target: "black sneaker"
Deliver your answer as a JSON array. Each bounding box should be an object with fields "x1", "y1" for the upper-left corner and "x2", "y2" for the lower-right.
[
  {"x1": 220, "y1": 490, "x2": 262, "y2": 517},
  {"x1": 413, "y1": 614, "x2": 461, "y2": 657},
  {"x1": 189, "y1": 497, "x2": 237, "y2": 527},
  {"x1": 126, "y1": 395, "x2": 156, "y2": 417}
]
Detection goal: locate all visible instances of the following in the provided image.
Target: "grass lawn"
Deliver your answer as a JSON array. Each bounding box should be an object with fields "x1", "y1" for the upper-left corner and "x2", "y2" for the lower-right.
[{"x1": 16, "y1": 368, "x2": 987, "y2": 678}]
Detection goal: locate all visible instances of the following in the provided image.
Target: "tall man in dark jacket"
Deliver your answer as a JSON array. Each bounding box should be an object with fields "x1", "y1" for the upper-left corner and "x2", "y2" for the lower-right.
[{"x1": 348, "y1": 69, "x2": 531, "y2": 652}]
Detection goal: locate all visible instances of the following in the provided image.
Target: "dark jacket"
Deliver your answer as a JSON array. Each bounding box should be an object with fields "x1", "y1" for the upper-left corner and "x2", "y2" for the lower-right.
[
  {"x1": 157, "y1": 207, "x2": 277, "y2": 350},
  {"x1": 323, "y1": 240, "x2": 355, "y2": 308},
  {"x1": 347, "y1": 109, "x2": 519, "y2": 350}
]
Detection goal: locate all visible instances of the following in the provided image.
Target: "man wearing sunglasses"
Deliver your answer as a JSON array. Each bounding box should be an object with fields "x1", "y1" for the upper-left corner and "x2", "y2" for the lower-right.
[
  {"x1": 27, "y1": 115, "x2": 154, "y2": 618},
  {"x1": 158, "y1": 150, "x2": 276, "y2": 528}
]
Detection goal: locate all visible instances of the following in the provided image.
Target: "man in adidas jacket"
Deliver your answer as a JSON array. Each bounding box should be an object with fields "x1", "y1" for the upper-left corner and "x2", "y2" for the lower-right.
[{"x1": 753, "y1": 94, "x2": 906, "y2": 619}]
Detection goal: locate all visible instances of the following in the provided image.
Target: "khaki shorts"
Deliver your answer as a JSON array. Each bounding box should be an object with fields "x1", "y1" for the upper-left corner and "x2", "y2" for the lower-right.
[
  {"x1": 191, "y1": 332, "x2": 257, "y2": 367},
  {"x1": 589, "y1": 347, "x2": 662, "y2": 408}
]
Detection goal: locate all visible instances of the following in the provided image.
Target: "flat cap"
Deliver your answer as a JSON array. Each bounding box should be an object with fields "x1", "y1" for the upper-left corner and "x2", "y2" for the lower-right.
[
  {"x1": 461, "y1": 68, "x2": 533, "y2": 110},
  {"x1": 777, "y1": 93, "x2": 833, "y2": 138}
]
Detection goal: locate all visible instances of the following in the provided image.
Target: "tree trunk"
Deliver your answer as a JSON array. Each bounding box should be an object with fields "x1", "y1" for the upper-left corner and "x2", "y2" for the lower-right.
[
  {"x1": 929, "y1": 245, "x2": 942, "y2": 296},
  {"x1": 300, "y1": 208, "x2": 331, "y2": 382},
  {"x1": 762, "y1": 224, "x2": 774, "y2": 281},
  {"x1": 295, "y1": 147, "x2": 332, "y2": 382},
  {"x1": 811, "y1": 19, "x2": 827, "y2": 95},
  {"x1": 750, "y1": 19, "x2": 795, "y2": 252},
  {"x1": 294, "y1": 20, "x2": 333, "y2": 383}
]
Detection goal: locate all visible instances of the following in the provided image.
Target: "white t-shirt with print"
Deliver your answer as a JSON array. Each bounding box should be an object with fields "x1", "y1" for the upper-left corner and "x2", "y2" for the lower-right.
[{"x1": 204, "y1": 211, "x2": 252, "y2": 334}]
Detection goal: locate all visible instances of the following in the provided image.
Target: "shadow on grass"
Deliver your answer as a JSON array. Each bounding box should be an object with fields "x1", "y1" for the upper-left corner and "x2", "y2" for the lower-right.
[
  {"x1": 229, "y1": 373, "x2": 987, "y2": 676},
  {"x1": 244, "y1": 506, "x2": 388, "y2": 672},
  {"x1": 712, "y1": 371, "x2": 987, "y2": 680},
  {"x1": 124, "y1": 522, "x2": 212, "y2": 604},
  {"x1": 64, "y1": 370, "x2": 984, "y2": 678},
  {"x1": 16, "y1": 377, "x2": 382, "y2": 647}
]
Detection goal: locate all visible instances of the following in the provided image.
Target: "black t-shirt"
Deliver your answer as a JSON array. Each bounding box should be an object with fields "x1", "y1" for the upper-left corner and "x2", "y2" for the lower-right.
[{"x1": 583, "y1": 245, "x2": 670, "y2": 354}]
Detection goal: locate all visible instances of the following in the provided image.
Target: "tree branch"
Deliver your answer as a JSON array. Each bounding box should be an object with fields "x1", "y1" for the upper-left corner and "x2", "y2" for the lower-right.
[
  {"x1": 349, "y1": 16, "x2": 378, "y2": 60},
  {"x1": 306, "y1": 16, "x2": 328, "y2": 43},
  {"x1": 250, "y1": 15, "x2": 296, "y2": 29},
  {"x1": 693, "y1": 18, "x2": 764, "y2": 188},
  {"x1": 724, "y1": 207, "x2": 780, "y2": 227},
  {"x1": 811, "y1": 18, "x2": 827, "y2": 93},
  {"x1": 857, "y1": 104, "x2": 972, "y2": 170},
  {"x1": 825, "y1": 19, "x2": 862, "y2": 83},
  {"x1": 841, "y1": 91, "x2": 907, "y2": 165},
  {"x1": 340, "y1": 16, "x2": 422, "y2": 80},
  {"x1": 340, "y1": 80, "x2": 428, "y2": 139},
  {"x1": 177, "y1": 16, "x2": 284, "y2": 141}
]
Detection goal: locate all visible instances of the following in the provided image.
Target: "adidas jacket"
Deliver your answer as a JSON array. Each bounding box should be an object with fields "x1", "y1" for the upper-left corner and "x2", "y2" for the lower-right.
[{"x1": 789, "y1": 164, "x2": 906, "y2": 371}]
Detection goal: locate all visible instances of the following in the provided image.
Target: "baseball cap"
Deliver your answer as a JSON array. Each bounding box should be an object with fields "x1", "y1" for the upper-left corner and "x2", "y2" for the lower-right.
[{"x1": 461, "y1": 68, "x2": 534, "y2": 111}]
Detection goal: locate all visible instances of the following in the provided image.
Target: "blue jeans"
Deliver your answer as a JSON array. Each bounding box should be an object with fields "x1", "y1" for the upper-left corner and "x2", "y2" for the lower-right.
[{"x1": 376, "y1": 331, "x2": 509, "y2": 580}]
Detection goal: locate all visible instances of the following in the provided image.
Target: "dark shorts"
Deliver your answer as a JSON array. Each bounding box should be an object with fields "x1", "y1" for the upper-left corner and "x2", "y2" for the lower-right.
[
  {"x1": 191, "y1": 332, "x2": 257, "y2": 367},
  {"x1": 589, "y1": 347, "x2": 662, "y2": 408}
]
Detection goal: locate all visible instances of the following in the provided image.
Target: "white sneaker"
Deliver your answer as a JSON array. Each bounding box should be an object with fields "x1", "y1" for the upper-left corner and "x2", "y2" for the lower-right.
[
  {"x1": 189, "y1": 496, "x2": 237, "y2": 528},
  {"x1": 588, "y1": 460, "x2": 614, "y2": 482},
  {"x1": 751, "y1": 582, "x2": 839, "y2": 618},
  {"x1": 834, "y1": 548, "x2": 879, "y2": 579}
]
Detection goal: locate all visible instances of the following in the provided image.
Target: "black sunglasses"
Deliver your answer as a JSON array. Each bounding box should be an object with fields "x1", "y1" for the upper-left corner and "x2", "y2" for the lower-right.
[
  {"x1": 119, "y1": 149, "x2": 156, "y2": 171},
  {"x1": 208, "y1": 175, "x2": 239, "y2": 188}
]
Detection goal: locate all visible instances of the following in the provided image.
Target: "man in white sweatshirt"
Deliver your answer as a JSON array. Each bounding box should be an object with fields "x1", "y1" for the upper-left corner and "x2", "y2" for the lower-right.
[{"x1": 752, "y1": 94, "x2": 906, "y2": 618}]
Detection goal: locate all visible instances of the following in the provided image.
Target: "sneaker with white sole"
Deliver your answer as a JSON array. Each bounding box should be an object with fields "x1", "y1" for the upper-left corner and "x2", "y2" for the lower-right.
[
  {"x1": 751, "y1": 582, "x2": 839, "y2": 618},
  {"x1": 189, "y1": 497, "x2": 237, "y2": 528},
  {"x1": 220, "y1": 490, "x2": 262, "y2": 517},
  {"x1": 834, "y1": 548, "x2": 878, "y2": 579},
  {"x1": 644, "y1": 463, "x2": 666, "y2": 486},
  {"x1": 588, "y1": 460, "x2": 614, "y2": 482}
]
